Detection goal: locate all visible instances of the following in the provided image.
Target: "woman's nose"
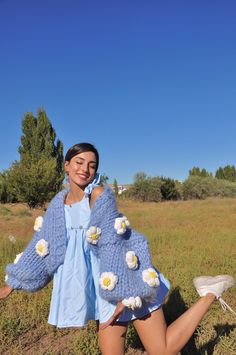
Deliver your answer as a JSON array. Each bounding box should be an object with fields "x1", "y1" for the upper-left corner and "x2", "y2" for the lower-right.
[{"x1": 82, "y1": 164, "x2": 89, "y2": 173}]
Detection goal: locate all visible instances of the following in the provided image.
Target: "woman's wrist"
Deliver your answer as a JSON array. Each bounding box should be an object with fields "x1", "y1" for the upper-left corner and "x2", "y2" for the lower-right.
[{"x1": 5, "y1": 284, "x2": 14, "y2": 292}]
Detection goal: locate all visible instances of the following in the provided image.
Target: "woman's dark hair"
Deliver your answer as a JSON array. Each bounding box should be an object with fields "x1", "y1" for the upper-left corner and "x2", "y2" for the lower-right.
[{"x1": 65, "y1": 143, "x2": 99, "y2": 172}]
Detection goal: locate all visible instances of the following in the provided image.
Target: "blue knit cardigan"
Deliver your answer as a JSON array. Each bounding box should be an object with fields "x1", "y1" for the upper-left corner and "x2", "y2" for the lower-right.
[{"x1": 6, "y1": 187, "x2": 164, "y2": 301}]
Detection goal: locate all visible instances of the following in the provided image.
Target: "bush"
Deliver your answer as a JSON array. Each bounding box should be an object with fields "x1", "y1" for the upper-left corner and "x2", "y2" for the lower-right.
[
  {"x1": 127, "y1": 176, "x2": 162, "y2": 202},
  {"x1": 182, "y1": 176, "x2": 236, "y2": 200},
  {"x1": 160, "y1": 177, "x2": 182, "y2": 200},
  {"x1": 127, "y1": 173, "x2": 182, "y2": 202}
]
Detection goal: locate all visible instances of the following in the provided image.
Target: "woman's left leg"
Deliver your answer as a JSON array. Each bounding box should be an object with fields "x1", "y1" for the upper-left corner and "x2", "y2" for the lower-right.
[
  {"x1": 98, "y1": 322, "x2": 128, "y2": 355},
  {"x1": 133, "y1": 294, "x2": 215, "y2": 355}
]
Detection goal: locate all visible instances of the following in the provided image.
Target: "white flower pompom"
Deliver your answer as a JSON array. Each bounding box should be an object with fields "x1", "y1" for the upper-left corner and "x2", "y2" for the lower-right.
[
  {"x1": 14, "y1": 252, "x2": 23, "y2": 264},
  {"x1": 86, "y1": 226, "x2": 101, "y2": 245},
  {"x1": 99, "y1": 272, "x2": 118, "y2": 291},
  {"x1": 114, "y1": 216, "x2": 130, "y2": 235},
  {"x1": 34, "y1": 216, "x2": 44, "y2": 232},
  {"x1": 122, "y1": 296, "x2": 142, "y2": 310},
  {"x1": 5, "y1": 274, "x2": 8, "y2": 283},
  {"x1": 142, "y1": 268, "x2": 160, "y2": 287},
  {"x1": 126, "y1": 251, "x2": 138, "y2": 270},
  {"x1": 35, "y1": 239, "x2": 49, "y2": 257}
]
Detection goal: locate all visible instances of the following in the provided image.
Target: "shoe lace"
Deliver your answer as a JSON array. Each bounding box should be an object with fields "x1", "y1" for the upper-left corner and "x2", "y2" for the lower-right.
[{"x1": 218, "y1": 297, "x2": 236, "y2": 316}]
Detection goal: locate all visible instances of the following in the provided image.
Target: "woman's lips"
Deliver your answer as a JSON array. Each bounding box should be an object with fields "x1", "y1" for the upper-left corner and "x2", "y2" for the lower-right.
[{"x1": 77, "y1": 174, "x2": 89, "y2": 180}]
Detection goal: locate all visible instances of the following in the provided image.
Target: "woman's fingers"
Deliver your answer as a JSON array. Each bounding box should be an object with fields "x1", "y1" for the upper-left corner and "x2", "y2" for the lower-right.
[
  {"x1": 99, "y1": 302, "x2": 125, "y2": 330},
  {"x1": 99, "y1": 315, "x2": 116, "y2": 330},
  {"x1": 0, "y1": 285, "x2": 13, "y2": 300}
]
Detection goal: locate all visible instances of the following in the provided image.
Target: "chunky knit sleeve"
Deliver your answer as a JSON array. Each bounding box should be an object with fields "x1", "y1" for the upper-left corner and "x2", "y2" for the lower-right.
[
  {"x1": 88, "y1": 188, "x2": 161, "y2": 302},
  {"x1": 5, "y1": 231, "x2": 51, "y2": 291},
  {"x1": 5, "y1": 189, "x2": 67, "y2": 292}
]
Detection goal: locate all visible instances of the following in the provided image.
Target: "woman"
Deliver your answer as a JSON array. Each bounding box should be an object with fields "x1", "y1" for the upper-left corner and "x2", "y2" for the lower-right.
[{"x1": 0, "y1": 142, "x2": 235, "y2": 355}]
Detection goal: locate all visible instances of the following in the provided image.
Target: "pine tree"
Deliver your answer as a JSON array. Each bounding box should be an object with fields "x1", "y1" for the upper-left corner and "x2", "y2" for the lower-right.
[
  {"x1": 113, "y1": 178, "x2": 118, "y2": 197},
  {"x1": 189, "y1": 167, "x2": 201, "y2": 176},
  {"x1": 189, "y1": 167, "x2": 212, "y2": 178},
  {"x1": 8, "y1": 108, "x2": 64, "y2": 207},
  {"x1": 215, "y1": 165, "x2": 236, "y2": 182}
]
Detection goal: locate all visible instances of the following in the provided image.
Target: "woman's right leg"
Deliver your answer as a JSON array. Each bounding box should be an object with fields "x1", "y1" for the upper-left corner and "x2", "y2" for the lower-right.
[{"x1": 98, "y1": 322, "x2": 128, "y2": 355}]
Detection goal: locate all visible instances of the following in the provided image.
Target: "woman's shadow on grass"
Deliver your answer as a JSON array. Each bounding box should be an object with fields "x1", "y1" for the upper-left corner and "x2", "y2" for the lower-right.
[{"x1": 128, "y1": 287, "x2": 236, "y2": 355}]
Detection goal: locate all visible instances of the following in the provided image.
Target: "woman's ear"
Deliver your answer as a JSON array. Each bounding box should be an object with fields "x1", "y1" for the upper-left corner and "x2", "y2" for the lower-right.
[{"x1": 64, "y1": 161, "x2": 69, "y2": 174}]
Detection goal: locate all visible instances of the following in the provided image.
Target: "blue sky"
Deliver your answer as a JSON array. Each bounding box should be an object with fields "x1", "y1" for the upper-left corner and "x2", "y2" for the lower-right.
[{"x1": 0, "y1": 1, "x2": 236, "y2": 184}]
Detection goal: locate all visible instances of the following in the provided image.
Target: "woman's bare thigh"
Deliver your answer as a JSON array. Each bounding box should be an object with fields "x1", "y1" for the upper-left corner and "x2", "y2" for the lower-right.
[
  {"x1": 133, "y1": 307, "x2": 168, "y2": 355},
  {"x1": 98, "y1": 322, "x2": 128, "y2": 355}
]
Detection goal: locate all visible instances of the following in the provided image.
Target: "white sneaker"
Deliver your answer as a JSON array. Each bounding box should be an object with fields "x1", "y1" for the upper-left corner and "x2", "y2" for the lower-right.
[{"x1": 193, "y1": 275, "x2": 236, "y2": 315}]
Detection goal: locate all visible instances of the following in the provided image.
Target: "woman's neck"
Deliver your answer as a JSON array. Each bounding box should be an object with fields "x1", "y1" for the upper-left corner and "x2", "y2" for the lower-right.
[{"x1": 65, "y1": 182, "x2": 86, "y2": 205}]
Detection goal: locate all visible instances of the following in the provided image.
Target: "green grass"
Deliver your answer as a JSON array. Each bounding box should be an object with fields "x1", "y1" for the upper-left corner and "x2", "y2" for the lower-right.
[
  {"x1": 0, "y1": 198, "x2": 235, "y2": 354},
  {"x1": 0, "y1": 207, "x2": 12, "y2": 216}
]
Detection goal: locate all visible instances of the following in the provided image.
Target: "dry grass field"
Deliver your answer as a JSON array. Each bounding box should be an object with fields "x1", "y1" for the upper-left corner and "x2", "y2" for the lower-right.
[{"x1": 0, "y1": 197, "x2": 235, "y2": 354}]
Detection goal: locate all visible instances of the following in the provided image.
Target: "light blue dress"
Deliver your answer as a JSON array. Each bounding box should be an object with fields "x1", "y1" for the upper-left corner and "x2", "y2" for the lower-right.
[{"x1": 48, "y1": 184, "x2": 170, "y2": 328}]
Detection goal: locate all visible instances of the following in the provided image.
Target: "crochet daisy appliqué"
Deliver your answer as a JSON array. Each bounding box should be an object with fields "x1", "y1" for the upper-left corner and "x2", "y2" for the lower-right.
[
  {"x1": 35, "y1": 239, "x2": 49, "y2": 257},
  {"x1": 114, "y1": 216, "x2": 130, "y2": 235},
  {"x1": 122, "y1": 296, "x2": 142, "y2": 310},
  {"x1": 142, "y1": 268, "x2": 160, "y2": 287},
  {"x1": 14, "y1": 252, "x2": 23, "y2": 264},
  {"x1": 126, "y1": 251, "x2": 138, "y2": 270},
  {"x1": 86, "y1": 226, "x2": 101, "y2": 245},
  {"x1": 34, "y1": 216, "x2": 44, "y2": 232},
  {"x1": 99, "y1": 272, "x2": 118, "y2": 291}
]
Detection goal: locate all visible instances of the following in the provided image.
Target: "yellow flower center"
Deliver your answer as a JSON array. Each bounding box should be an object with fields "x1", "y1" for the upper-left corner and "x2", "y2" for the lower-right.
[
  {"x1": 121, "y1": 221, "x2": 126, "y2": 229},
  {"x1": 148, "y1": 271, "x2": 157, "y2": 279},
  {"x1": 91, "y1": 233, "x2": 98, "y2": 240},
  {"x1": 103, "y1": 278, "x2": 111, "y2": 286},
  {"x1": 37, "y1": 244, "x2": 44, "y2": 253},
  {"x1": 132, "y1": 255, "x2": 138, "y2": 263}
]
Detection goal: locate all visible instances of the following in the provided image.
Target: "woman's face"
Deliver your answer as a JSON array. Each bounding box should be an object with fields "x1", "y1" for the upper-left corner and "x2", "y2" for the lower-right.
[{"x1": 64, "y1": 151, "x2": 97, "y2": 188}]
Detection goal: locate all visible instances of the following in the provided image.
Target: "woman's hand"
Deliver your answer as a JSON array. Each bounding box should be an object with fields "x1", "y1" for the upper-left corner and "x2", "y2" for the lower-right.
[
  {"x1": 99, "y1": 301, "x2": 125, "y2": 330},
  {"x1": 0, "y1": 285, "x2": 14, "y2": 300}
]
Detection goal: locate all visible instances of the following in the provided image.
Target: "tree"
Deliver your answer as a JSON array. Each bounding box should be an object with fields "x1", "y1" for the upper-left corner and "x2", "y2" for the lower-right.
[
  {"x1": 189, "y1": 167, "x2": 212, "y2": 178},
  {"x1": 215, "y1": 167, "x2": 224, "y2": 180},
  {"x1": 113, "y1": 178, "x2": 118, "y2": 197},
  {"x1": 189, "y1": 167, "x2": 201, "y2": 176},
  {"x1": 215, "y1": 165, "x2": 236, "y2": 182},
  {"x1": 100, "y1": 174, "x2": 109, "y2": 186},
  {"x1": 0, "y1": 169, "x2": 18, "y2": 203},
  {"x1": 127, "y1": 173, "x2": 162, "y2": 202},
  {"x1": 160, "y1": 177, "x2": 180, "y2": 200},
  {"x1": 8, "y1": 108, "x2": 64, "y2": 207},
  {"x1": 133, "y1": 172, "x2": 147, "y2": 183}
]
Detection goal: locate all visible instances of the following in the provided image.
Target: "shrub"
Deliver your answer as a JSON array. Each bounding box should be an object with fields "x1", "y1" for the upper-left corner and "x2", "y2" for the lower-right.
[
  {"x1": 182, "y1": 176, "x2": 236, "y2": 200},
  {"x1": 127, "y1": 173, "x2": 181, "y2": 202},
  {"x1": 127, "y1": 176, "x2": 162, "y2": 202},
  {"x1": 160, "y1": 177, "x2": 182, "y2": 201}
]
